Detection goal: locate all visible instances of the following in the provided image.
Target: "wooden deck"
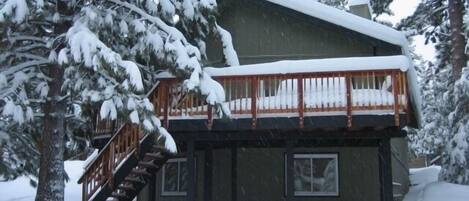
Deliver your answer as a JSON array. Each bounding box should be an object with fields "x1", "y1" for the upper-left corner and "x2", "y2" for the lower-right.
[
  {"x1": 153, "y1": 69, "x2": 409, "y2": 131},
  {"x1": 92, "y1": 69, "x2": 410, "y2": 137},
  {"x1": 82, "y1": 68, "x2": 411, "y2": 201}
]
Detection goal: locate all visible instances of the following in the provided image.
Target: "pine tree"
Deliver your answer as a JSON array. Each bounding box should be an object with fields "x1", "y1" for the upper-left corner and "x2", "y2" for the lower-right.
[
  {"x1": 0, "y1": 0, "x2": 237, "y2": 200},
  {"x1": 399, "y1": 0, "x2": 469, "y2": 184}
]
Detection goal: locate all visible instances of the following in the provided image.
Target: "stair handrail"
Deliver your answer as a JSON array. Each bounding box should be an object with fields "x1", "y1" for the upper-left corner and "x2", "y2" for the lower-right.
[{"x1": 79, "y1": 81, "x2": 161, "y2": 200}]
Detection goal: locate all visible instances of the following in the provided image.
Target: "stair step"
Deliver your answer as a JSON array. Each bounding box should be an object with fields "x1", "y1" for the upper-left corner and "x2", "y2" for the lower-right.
[
  {"x1": 152, "y1": 145, "x2": 166, "y2": 151},
  {"x1": 145, "y1": 152, "x2": 165, "y2": 160},
  {"x1": 124, "y1": 176, "x2": 145, "y2": 184},
  {"x1": 152, "y1": 145, "x2": 174, "y2": 154},
  {"x1": 131, "y1": 169, "x2": 151, "y2": 177},
  {"x1": 138, "y1": 161, "x2": 159, "y2": 169},
  {"x1": 111, "y1": 191, "x2": 128, "y2": 199},
  {"x1": 118, "y1": 183, "x2": 136, "y2": 192}
]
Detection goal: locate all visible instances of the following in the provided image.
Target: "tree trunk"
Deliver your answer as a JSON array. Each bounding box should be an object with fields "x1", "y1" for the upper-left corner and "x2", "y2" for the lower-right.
[
  {"x1": 448, "y1": 0, "x2": 466, "y2": 79},
  {"x1": 35, "y1": 1, "x2": 69, "y2": 200},
  {"x1": 35, "y1": 63, "x2": 66, "y2": 201}
]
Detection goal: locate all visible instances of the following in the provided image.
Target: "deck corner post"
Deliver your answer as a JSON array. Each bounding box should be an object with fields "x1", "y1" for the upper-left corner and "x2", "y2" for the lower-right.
[
  {"x1": 286, "y1": 140, "x2": 295, "y2": 200},
  {"x1": 404, "y1": 72, "x2": 411, "y2": 123}
]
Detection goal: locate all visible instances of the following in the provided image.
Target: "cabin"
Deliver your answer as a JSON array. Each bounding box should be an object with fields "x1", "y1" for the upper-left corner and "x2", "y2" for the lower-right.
[{"x1": 78, "y1": 1, "x2": 420, "y2": 201}]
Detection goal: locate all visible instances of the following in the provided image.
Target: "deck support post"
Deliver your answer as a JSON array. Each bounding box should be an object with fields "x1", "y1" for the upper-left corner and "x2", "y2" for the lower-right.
[
  {"x1": 379, "y1": 137, "x2": 393, "y2": 201},
  {"x1": 187, "y1": 140, "x2": 196, "y2": 201},
  {"x1": 204, "y1": 146, "x2": 213, "y2": 201},
  {"x1": 148, "y1": 174, "x2": 156, "y2": 201},
  {"x1": 286, "y1": 140, "x2": 295, "y2": 200},
  {"x1": 231, "y1": 144, "x2": 237, "y2": 201}
]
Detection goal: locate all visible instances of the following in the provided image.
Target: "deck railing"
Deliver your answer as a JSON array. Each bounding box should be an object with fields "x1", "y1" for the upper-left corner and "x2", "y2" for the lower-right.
[
  {"x1": 94, "y1": 116, "x2": 125, "y2": 138},
  {"x1": 153, "y1": 69, "x2": 409, "y2": 129}
]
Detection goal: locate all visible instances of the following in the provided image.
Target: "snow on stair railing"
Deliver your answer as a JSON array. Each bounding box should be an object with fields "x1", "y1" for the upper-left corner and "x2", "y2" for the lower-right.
[{"x1": 155, "y1": 70, "x2": 409, "y2": 129}]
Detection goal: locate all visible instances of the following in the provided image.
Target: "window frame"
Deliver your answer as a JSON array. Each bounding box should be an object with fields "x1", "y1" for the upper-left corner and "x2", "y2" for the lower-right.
[
  {"x1": 285, "y1": 153, "x2": 340, "y2": 197},
  {"x1": 161, "y1": 157, "x2": 194, "y2": 196}
]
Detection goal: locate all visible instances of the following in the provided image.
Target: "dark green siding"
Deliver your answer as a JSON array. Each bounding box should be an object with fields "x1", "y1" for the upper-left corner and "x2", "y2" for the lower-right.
[
  {"x1": 206, "y1": 0, "x2": 401, "y2": 66},
  {"x1": 144, "y1": 147, "x2": 380, "y2": 201}
]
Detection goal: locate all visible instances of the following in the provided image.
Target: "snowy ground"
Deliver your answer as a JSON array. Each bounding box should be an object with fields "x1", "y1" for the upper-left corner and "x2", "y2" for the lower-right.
[
  {"x1": 2, "y1": 162, "x2": 468, "y2": 201},
  {"x1": 404, "y1": 166, "x2": 469, "y2": 201},
  {"x1": 0, "y1": 160, "x2": 84, "y2": 201}
]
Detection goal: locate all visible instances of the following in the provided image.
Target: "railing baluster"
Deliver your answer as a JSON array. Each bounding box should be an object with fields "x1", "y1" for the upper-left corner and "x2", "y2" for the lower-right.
[
  {"x1": 262, "y1": 78, "x2": 266, "y2": 112},
  {"x1": 228, "y1": 79, "x2": 232, "y2": 111},
  {"x1": 291, "y1": 78, "x2": 294, "y2": 111},
  {"x1": 392, "y1": 71, "x2": 400, "y2": 127},
  {"x1": 245, "y1": 77, "x2": 249, "y2": 113}
]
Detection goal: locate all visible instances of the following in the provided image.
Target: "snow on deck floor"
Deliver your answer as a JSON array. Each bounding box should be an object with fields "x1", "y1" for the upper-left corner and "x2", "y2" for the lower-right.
[
  {"x1": 404, "y1": 166, "x2": 469, "y2": 201},
  {"x1": 0, "y1": 160, "x2": 84, "y2": 201}
]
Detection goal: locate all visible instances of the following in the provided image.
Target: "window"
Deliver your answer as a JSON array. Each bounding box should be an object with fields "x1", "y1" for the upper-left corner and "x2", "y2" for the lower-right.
[
  {"x1": 162, "y1": 158, "x2": 190, "y2": 196},
  {"x1": 286, "y1": 154, "x2": 339, "y2": 196}
]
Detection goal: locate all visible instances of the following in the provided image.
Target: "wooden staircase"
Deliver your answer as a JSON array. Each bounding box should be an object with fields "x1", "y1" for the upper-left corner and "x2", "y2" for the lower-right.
[
  {"x1": 79, "y1": 82, "x2": 176, "y2": 201},
  {"x1": 78, "y1": 124, "x2": 174, "y2": 201}
]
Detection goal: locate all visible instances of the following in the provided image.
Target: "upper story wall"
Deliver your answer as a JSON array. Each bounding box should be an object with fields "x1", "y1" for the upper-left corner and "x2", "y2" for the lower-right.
[{"x1": 206, "y1": 0, "x2": 402, "y2": 66}]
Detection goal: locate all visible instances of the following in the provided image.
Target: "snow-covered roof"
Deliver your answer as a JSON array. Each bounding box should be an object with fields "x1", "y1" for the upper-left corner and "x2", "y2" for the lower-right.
[{"x1": 265, "y1": 0, "x2": 408, "y2": 47}]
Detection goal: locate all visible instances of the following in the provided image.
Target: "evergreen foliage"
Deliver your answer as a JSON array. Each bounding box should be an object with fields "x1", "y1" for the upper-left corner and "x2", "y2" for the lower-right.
[
  {"x1": 0, "y1": 0, "x2": 236, "y2": 200},
  {"x1": 400, "y1": 0, "x2": 469, "y2": 185}
]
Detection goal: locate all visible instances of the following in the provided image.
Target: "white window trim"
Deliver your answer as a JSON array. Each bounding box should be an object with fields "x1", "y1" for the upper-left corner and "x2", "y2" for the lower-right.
[
  {"x1": 285, "y1": 153, "x2": 339, "y2": 197},
  {"x1": 161, "y1": 158, "x2": 190, "y2": 196}
]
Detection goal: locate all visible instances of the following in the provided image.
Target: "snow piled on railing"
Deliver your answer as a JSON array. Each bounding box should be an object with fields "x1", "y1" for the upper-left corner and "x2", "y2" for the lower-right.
[
  {"x1": 207, "y1": 55, "x2": 410, "y2": 76},
  {"x1": 157, "y1": 56, "x2": 410, "y2": 78}
]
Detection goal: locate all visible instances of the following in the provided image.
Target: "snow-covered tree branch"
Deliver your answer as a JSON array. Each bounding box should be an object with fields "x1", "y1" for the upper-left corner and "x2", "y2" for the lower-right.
[{"x1": 0, "y1": 0, "x2": 238, "y2": 200}]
